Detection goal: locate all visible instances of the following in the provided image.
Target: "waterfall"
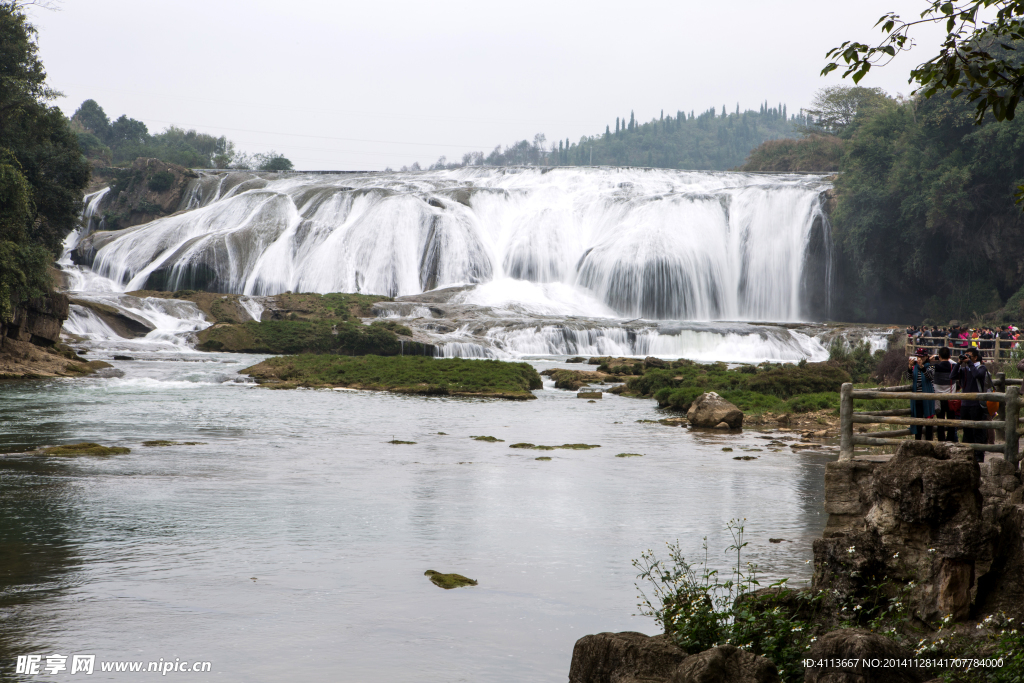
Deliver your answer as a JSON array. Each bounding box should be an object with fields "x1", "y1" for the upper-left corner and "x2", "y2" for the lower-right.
[
  {"x1": 429, "y1": 321, "x2": 832, "y2": 364},
  {"x1": 76, "y1": 167, "x2": 833, "y2": 322}
]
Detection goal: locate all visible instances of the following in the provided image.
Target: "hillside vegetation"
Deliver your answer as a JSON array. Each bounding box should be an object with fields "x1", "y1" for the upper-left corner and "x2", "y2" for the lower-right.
[
  {"x1": 739, "y1": 82, "x2": 1024, "y2": 324},
  {"x1": 415, "y1": 103, "x2": 808, "y2": 172}
]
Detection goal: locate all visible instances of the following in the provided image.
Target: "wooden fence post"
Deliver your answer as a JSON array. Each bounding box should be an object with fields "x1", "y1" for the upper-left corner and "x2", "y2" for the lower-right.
[
  {"x1": 997, "y1": 372, "x2": 1007, "y2": 422},
  {"x1": 840, "y1": 382, "x2": 854, "y2": 461},
  {"x1": 1005, "y1": 386, "x2": 1021, "y2": 467}
]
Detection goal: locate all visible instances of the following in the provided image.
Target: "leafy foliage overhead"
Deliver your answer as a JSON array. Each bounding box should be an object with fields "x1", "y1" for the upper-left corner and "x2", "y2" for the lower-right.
[{"x1": 824, "y1": 0, "x2": 1024, "y2": 123}]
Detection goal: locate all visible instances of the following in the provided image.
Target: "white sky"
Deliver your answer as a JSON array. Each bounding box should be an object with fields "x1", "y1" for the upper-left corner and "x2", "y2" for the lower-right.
[{"x1": 31, "y1": 0, "x2": 951, "y2": 171}]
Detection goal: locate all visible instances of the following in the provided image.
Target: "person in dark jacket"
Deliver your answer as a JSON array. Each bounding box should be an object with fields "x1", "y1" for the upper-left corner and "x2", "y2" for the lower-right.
[
  {"x1": 931, "y1": 347, "x2": 959, "y2": 442},
  {"x1": 958, "y1": 347, "x2": 990, "y2": 462},
  {"x1": 907, "y1": 348, "x2": 935, "y2": 441}
]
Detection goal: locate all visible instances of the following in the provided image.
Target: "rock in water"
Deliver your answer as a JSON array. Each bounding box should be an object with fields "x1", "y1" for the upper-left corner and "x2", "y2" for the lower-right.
[
  {"x1": 423, "y1": 570, "x2": 477, "y2": 589},
  {"x1": 568, "y1": 631, "x2": 688, "y2": 683},
  {"x1": 670, "y1": 644, "x2": 780, "y2": 683},
  {"x1": 804, "y1": 629, "x2": 927, "y2": 683},
  {"x1": 686, "y1": 392, "x2": 743, "y2": 429}
]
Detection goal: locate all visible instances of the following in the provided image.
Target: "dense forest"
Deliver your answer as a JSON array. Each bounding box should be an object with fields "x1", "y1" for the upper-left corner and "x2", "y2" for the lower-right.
[
  {"x1": 829, "y1": 89, "x2": 1024, "y2": 324},
  {"x1": 408, "y1": 103, "x2": 810, "y2": 172},
  {"x1": 71, "y1": 99, "x2": 293, "y2": 171}
]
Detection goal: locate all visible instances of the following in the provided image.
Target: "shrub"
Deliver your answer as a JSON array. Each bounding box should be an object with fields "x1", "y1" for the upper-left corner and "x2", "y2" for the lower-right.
[
  {"x1": 786, "y1": 392, "x2": 839, "y2": 413},
  {"x1": 634, "y1": 521, "x2": 818, "y2": 682},
  {"x1": 745, "y1": 363, "x2": 850, "y2": 397},
  {"x1": 147, "y1": 170, "x2": 175, "y2": 193}
]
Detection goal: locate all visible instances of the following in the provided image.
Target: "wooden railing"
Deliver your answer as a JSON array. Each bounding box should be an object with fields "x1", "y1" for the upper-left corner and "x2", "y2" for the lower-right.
[
  {"x1": 905, "y1": 338, "x2": 1021, "y2": 360},
  {"x1": 839, "y1": 374, "x2": 1023, "y2": 464}
]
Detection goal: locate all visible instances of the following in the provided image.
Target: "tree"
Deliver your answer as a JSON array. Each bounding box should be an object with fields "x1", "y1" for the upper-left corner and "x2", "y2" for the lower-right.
[
  {"x1": 255, "y1": 151, "x2": 293, "y2": 171},
  {"x1": 824, "y1": 0, "x2": 1024, "y2": 123},
  {"x1": 0, "y1": 2, "x2": 89, "y2": 321},
  {"x1": 108, "y1": 115, "x2": 149, "y2": 146},
  {"x1": 72, "y1": 99, "x2": 110, "y2": 138},
  {"x1": 804, "y1": 85, "x2": 889, "y2": 136}
]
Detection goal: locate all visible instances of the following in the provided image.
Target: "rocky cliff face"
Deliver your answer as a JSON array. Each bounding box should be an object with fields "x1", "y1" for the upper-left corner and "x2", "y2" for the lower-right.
[
  {"x1": 1, "y1": 291, "x2": 68, "y2": 347},
  {"x1": 90, "y1": 158, "x2": 197, "y2": 231},
  {"x1": 815, "y1": 440, "x2": 1023, "y2": 623},
  {"x1": 0, "y1": 291, "x2": 110, "y2": 379}
]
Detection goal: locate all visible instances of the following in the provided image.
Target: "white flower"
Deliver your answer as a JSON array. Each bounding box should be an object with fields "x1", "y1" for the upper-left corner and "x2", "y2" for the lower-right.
[
  {"x1": 928, "y1": 548, "x2": 937, "y2": 553},
  {"x1": 847, "y1": 546, "x2": 856, "y2": 554},
  {"x1": 892, "y1": 552, "x2": 900, "y2": 559}
]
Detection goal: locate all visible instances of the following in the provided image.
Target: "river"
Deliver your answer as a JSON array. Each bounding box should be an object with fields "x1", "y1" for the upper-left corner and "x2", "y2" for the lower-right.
[{"x1": 1, "y1": 343, "x2": 832, "y2": 682}]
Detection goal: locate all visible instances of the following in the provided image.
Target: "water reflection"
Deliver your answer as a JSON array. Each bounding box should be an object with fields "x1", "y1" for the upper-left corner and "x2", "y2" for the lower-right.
[
  {"x1": 0, "y1": 457, "x2": 80, "y2": 679},
  {"x1": 0, "y1": 352, "x2": 834, "y2": 682}
]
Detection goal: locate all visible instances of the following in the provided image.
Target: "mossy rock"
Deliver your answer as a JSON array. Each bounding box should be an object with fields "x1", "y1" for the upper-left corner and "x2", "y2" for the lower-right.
[
  {"x1": 509, "y1": 443, "x2": 537, "y2": 449},
  {"x1": 535, "y1": 456, "x2": 552, "y2": 461},
  {"x1": 556, "y1": 443, "x2": 600, "y2": 450},
  {"x1": 424, "y1": 569, "x2": 477, "y2": 589},
  {"x1": 471, "y1": 436, "x2": 504, "y2": 442},
  {"x1": 615, "y1": 453, "x2": 643, "y2": 457},
  {"x1": 733, "y1": 456, "x2": 758, "y2": 461},
  {"x1": 722, "y1": 447, "x2": 734, "y2": 452},
  {"x1": 388, "y1": 440, "x2": 416, "y2": 444},
  {"x1": 142, "y1": 440, "x2": 205, "y2": 447},
  {"x1": 41, "y1": 442, "x2": 130, "y2": 456}
]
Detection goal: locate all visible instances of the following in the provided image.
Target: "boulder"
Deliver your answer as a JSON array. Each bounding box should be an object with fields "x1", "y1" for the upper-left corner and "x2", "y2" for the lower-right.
[
  {"x1": 668, "y1": 644, "x2": 779, "y2": 683},
  {"x1": 568, "y1": 631, "x2": 688, "y2": 683},
  {"x1": 69, "y1": 298, "x2": 155, "y2": 339},
  {"x1": 975, "y1": 503, "x2": 1024, "y2": 622},
  {"x1": 1, "y1": 291, "x2": 69, "y2": 346},
  {"x1": 804, "y1": 629, "x2": 928, "y2": 683},
  {"x1": 686, "y1": 393, "x2": 743, "y2": 429},
  {"x1": 644, "y1": 356, "x2": 669, "y2": 369}
]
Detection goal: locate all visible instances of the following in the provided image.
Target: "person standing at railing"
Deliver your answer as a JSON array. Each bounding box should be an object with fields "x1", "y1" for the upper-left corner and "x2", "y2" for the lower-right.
[
  {"x1": 958, "y1": 347, "x2": 991, "y2": 463},
  {"x1": 907, "y1": 348, "x2": 935, "y2": 442},
  {"x1": 932, "y1": 347, "x2": 959, "y2": 443}
]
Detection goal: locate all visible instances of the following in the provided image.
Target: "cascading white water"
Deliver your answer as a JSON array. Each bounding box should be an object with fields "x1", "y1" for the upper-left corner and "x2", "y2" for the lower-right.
[
  {"x1": 77, "y1": 167, "x2": 833, "y2": 322},
  {"x1": 430, "y1": 321, "x2": 831, "y2": 363}
]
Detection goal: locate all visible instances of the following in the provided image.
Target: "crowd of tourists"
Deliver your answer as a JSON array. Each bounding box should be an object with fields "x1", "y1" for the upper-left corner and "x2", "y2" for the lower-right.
[
  {"x1": 906, "y1": 324, "x2": 1021, "y2": 357},
  {"x1": 906, "y1": 346, "x2": 1005, "y2": 462}
]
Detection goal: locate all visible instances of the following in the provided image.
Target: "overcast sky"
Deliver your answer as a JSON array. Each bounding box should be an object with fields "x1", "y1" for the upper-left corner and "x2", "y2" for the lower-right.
[{"x1": 31, "y1": 0, "x2": 951, "y2": 171}]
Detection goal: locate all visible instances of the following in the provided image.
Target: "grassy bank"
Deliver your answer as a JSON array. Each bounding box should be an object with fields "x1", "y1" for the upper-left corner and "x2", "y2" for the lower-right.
[
  {"x1": 242, "y1": 355, "x2": 543, "y2": 399},
  {"x1": 197, "y1": 319, "x2": 414, "y2": 355},
  {"x1": 132, "y1": 290, "x2": 416, "y2": 355},
  {"x1": 612, "y1": 359, "x2": 852, "y2": 413}
]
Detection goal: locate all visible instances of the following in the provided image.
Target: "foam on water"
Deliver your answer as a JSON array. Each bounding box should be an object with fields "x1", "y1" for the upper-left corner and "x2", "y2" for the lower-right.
[{"x1": 432, "y1": 322, "x2": 829, "y2": 363}]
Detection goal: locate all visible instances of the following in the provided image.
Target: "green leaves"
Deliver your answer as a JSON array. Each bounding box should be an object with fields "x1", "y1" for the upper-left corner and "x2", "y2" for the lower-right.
[{"x1": 824, "y1": 1, "x2": 1024, "y2": 124}]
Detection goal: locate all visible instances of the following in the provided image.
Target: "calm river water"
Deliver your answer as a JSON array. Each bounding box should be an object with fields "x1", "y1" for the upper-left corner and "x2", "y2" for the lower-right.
[{"x1": 0, "y1": 347, "x2": 832, "y2": 682}]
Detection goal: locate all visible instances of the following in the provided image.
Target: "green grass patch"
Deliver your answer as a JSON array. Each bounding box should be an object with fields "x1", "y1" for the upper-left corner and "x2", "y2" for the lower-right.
[
  {"x1": 41, "y1": 443, "x2": 130, "y2": 456},
  {"x1": 243, "y1": 355, "x2": 542, "y2": 399},
  {"x1": 197, "y1": 319, "x2": 406, "y2": 354},
  {"x1": 388, "y1": 440, "x2": 416, "y2": 445},
  {"x1": 424, "y1": 570, "x2": 477, "y2": 589},
  {"x1": 535, "y1": 456, "x2": 552, "y2": 461},
  {"x1": 616, "y1": 453, "x2": 643, "y2": 457},
  {"x1": 471, "y1": 436, "x2": 504, "y2": 442}
]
